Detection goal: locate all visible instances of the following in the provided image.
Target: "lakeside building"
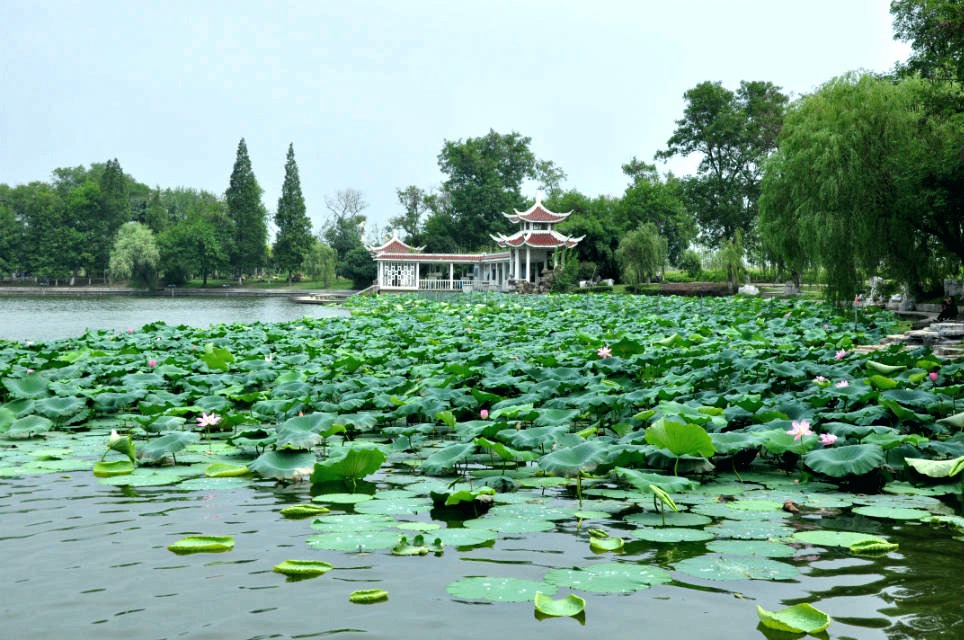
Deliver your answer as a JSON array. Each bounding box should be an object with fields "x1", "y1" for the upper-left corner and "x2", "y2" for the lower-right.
[{"x1": 368, "y1": 196, "x2": 583, "y2": 292}]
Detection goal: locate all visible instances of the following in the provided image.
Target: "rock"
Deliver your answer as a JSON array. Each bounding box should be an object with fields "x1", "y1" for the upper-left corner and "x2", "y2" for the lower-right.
[{"x1": 737, "y1": 284, "x2": 760, "y2": 296}]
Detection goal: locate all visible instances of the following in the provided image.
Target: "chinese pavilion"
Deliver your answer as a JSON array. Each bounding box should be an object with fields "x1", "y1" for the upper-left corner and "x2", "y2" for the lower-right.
[{"x1": 368, "y1": 195, "x2": 583, "y2": 292}]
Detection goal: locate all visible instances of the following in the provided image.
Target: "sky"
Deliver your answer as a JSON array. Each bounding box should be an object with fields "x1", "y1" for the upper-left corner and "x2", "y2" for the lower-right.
[{"x1": 0, "y1": 0, "x2": 910, "y2": 239}]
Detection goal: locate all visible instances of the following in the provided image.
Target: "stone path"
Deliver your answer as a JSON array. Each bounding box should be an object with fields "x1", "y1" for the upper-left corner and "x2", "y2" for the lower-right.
[{"x1": 854, "y1": 319, "x2": 964, "y2": 359}]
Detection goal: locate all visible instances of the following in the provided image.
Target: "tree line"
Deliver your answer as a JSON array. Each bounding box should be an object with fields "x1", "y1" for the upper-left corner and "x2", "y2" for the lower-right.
[{"x1": 0, "y1": 2, "x2": 959, "y2": 301}]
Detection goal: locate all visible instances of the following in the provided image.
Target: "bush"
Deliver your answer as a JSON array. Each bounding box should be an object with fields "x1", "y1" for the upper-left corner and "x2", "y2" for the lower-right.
[{"x1": 679, "y1": 250, "x2": 702, "y2": 279}]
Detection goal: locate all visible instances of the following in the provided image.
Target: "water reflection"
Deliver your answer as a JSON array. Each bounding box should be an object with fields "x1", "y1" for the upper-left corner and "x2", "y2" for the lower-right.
[
  {"x1": 1, "y1": 471, "x2": 961, "y2": 639},
  {"x1": 0, "y1": 294, "x2": 349, "y2": 342}
]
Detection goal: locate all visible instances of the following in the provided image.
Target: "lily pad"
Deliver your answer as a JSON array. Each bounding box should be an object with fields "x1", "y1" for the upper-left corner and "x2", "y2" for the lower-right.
[
  {"x1": 273, "y1": 559, "x2": 334, "y2": 578},
  {"x1": 852, "y1": 505, "x2": 930, "y2": 521},
  {"x1": 791, "y1": 530, "x2": 890, "y2": 548},
  {"x1": 757, "y1": 603, "x2": 831, "y2": 634},
  {"x1": 463, "y1": 516, "x2": 556, "y2": 533},
  {"x1": 280, "y1": 504, "x2": 331, "y2": 518},
  {"x1": 167, "y1": 535, "x2": 235, "y2": 554},
  {"x1": 675, "y1": 555, "x2": 799, "y2": 581},
  {"x1": 624, "y1": 511, "x2": 713, "y2": 527},
  {"x1": 705, "y1": 520, "x2": 794, "y2": 540},
  {"x1": 312, "y1": 492, "x2": 374, "y2": 505},
  {"x1": 631, "y1": 527, "x2": 714, "y2": 543},
  {"x1": 705, "y1": 540, "x2": 796, "y2": 558},
  {"x1": 349, "y1": 589, "x2": 388, "y2": 604},
  {"x1": 432, "y1": 528, "x2": 497, "y2": 548},
  {"x1": 92, "y1": 459, "x2": 135, "y2": 477},
  {"x1": 306, "y1": 530, "x2": 403, "y2": 552},
  {"x1": 534, "y1": 592, "x2": 586, "y2": 617},
  {"x1": 590, "y1": 536, "x2": 625, "y2": 552},
  {"x1": 310, "y1": 513, "x2": 397, "y2": 532},
  {"x1": 446, "y1": 576, "x2": 556, "y2": 602},
  {"x1": 543, "y1": 562, "x2": 672, "y2": 594}
]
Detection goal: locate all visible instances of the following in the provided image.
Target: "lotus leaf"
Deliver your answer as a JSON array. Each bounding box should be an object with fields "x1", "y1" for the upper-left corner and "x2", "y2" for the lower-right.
[
  {"x1": 5, "y1": 414, "x2": 54, "y2": 438},
  {"x1": 92, "y1": 459, "x2": 135, "y2": 477},
  {"x1": 533, "y1": 592, "x2": 586, "y2": 617},
  {"x1": 791, "y1": 530, "x2": 890, "y2": 548},
  {"x1": 273, "y1": 559, "x2": 334, "y2": 577},
  {"x1": 248, "y1": 450, "x2": 317, "y2": 481},
  {"x1": 204, "y1": 462, "x2": 249, "y2": 477},
  {"x1": 543, "y1": 562, "x2": 672, "y2": 593},
  {"x1": 644, "y1": 418, "x2": 715, "y2": 458},
  {"x1": 420, "y1": 442, "x2": 475, "y2": 474},
  {"x1": 803, "y1": 444, "x2": 885, "y2": 477},
  {"x1": 625, "y1": 511, "x2": 712, "y2": 527},
  {"x1": 938, "y1": 411, "x2": 964, "y2": 429},
  {"x1": 307, "y1": 530, "x2": 403, "y2": 552},
  {"x1": 852, "y1": 505, "x2": 930, "y2": 520},
  {"x1": 675, "y1": 555, "x2": 799, "y2": 581},
  {"x1": 756, "y1": 603, "x2": 831, "y2": 634},
  {"x1": 463, "y1": 516, "x2": 556, "y2": 533},
  {"x1": 446, "y1": 577, "x2": 555, "y2": 602},
  {"x1": 705, "y1": 540, "x2": 796, "y2": 558},
  {"x1": 33, "y1": 396, "x2": 89, "y2": 425},
  {"x1": 280, "y1": 504, "x2": 330, "y2": 518},
  {"x1": 432, "y1": 528, "x2": 497, "y2": 548},
  {"x1": 631, "y1": 527, "x2": 714, "y2": 542},
  {"x1": 589, "y1": 535, "x2": 624, "y2": 552},
  {"x1": 200, "y1": 344, "x2": 235, "y2": 371},
  {"x1": 353, "y1": 497, "x2": 432, "y2": 515},
  {"x1": 311, "y1": 443, "x2": 386, "y2": 485},
  {"x1": 905, "y1": 456, "x2": 964, "y2": 478},
  {"x1": 705, "y1": 520, "x2": 793, "y2": 540},
  {"x1": 849, "y1": 539, "x2": 900, "y2": 554},
  {"x1": 167, "y1": 535, "x2": 235, "y2": 554},
  {"x1": 138, "y1": 431, "x2": 200, "y2": 464},
  {"x1": 310, "y1": 513, "x2": 397, "y2": 532},
  {"x1": 2, "y1": 374, "x2": 50, "y2": 399},
  {"x1": 311, "y1": 492, "x2": 373, "y2": 505}
]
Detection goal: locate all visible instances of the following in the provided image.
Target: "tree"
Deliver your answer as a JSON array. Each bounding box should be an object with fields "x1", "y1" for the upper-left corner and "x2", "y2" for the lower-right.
[
  {"x1": 615, "y1": 222, "x2": 667, "y2": 287},
  {"x1": 758, "y1": 73, "x2": 961, "y2": 303},
  {"x1": 550, "y1": 190, "x2": 621, "y2": 280},
  {"x1": 389, "y1": 185, "x2": 429, "y2": 245},
  {"x1": 109, "y1": 222, "x2": 160, "y2": 288},
  {"x1": 225, "y1": 138, "x2": 267, "y2": 281},
  {"x1": 429, "y1": 129, "x2": 547, "y2": 250},
  {"x1": 300, "y1": 238, "x2": 337, "y2": 287},
  {"x1": 657, "y1": 81, "x2": 788, "y2": 247},
  {"x1": 892, "y1": 0, "x2": 964, "y2": 81},
  {"x1": 616, "y1": 159, "x2": 695, "y2": 265},
  {"x1": 273, "y1": 143, "x2": 313, "y2": 281},
  {"x1": 0, "y1": 186, "x2": 22, "y2": 277},
  {"x1": 10, "y1": 182, "x2": 68, "y2": 283},
  {"x1": 322, "y1": 188, "x2": 368, "y2": 260},
  {"x1": 340, "y1": 245, "x2": 376, "y2": 289},
  {"x1": 157, "y1": 192, "x2": 230, "y2": 285}
]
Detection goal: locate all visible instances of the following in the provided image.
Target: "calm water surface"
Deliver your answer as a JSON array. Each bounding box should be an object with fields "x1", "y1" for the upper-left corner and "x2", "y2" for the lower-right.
[
  {"x1": 0, "y1": 470, "x2": 960, "y2": 640},
  {"x1": 0, "y1": 295, "x2": 349, "y2": 342}
]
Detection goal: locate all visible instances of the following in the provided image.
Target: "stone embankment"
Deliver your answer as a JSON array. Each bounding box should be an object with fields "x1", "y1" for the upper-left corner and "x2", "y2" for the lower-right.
[{"x1": 855, "y1": 319, "x2": 964, "y2": 360}]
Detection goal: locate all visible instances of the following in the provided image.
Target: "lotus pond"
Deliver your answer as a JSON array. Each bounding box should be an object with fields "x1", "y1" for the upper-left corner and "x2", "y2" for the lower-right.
[{"x1": 1, "y1": 294, "x2": 962, "y2": 639}]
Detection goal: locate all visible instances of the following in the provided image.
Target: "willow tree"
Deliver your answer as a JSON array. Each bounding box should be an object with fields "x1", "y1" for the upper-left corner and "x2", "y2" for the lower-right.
[
  {"x1": 759, "y1": 73, "x2": 952, "y2": 303},
  {"x1": 615, "y1": 222, "x2": 667, "y2": 287}
]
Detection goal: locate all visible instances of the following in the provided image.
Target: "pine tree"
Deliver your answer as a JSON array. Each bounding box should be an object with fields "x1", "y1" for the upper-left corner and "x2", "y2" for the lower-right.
[
  {"x1": 225, "y1": 138, "x2": 267, "y2": 281},
  {"x1": 273, "y1": 143, "x2": 313, "y2": 281}
]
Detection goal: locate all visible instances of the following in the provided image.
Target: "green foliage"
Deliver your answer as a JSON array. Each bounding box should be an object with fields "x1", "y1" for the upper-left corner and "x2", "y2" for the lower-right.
[
  {"x1": 759, "y1": 72, "x2": 962, "y2": 302},
  {"x1": 272, "y1": 144, "x2": 313, "y2": 281},
  {"x1": 109, "y1": 222, "x2": 160, "y2": 287},
  {"x1": 616, "y1": 222, "x2": 667, "y2": 286},
  {"x1": 300, "y1": 239, "x2": 337, "y2": 286},
  {"x1": 225, "y1": 138, "x2": 268, "y2": 279},
  {"x1": 658, "y1": 80, "x2": 788, "y2": 248},
  {"x1": 679, "y1": 249, "x2": 702, "y2": 278}
]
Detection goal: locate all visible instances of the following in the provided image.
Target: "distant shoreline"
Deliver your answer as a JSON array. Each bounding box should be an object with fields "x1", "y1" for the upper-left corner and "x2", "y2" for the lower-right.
[{"x1": 0, "y1": 286, "x2": 350, "y2": 298}]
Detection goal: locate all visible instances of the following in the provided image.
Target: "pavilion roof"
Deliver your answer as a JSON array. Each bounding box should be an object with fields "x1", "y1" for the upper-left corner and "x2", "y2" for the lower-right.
[
  {"x1": 374, "y1": 251, "x2": 510, "y2": 264},
  {"x1": 491, "y1": 229, "x2": 584, "y2": 249},
  {"x1": 367, "y1": 230, "x2": 424, "y2": 255},
  {"x1": 503, "y1": 194, "x2": 572, "y2": 224}
]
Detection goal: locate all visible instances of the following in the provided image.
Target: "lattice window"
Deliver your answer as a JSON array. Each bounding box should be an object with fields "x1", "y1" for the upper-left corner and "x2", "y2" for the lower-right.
[{"x1": 385, "y1": 262, "x2": 416, "y2": 288}]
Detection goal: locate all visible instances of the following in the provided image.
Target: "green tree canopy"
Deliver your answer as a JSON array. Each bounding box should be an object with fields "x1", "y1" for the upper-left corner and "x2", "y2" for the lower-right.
[
  {"x1": 658, "y1": 80, "x2": 788, "y2": 248},
  {"x1": 759, "y1": 73, "x2": 961, "y2": 302},
  {"x1": 616, "y1": 159, "x2": 695, "y2": 265},
  {"x1": 428, "y1": 129, "x2": 559, "y2": 251},
  {"x1": 892, "y1": 0, "x2": 964, "y2": 81},
  {"x1": 225, "y1": 138, "x2": 267, "y2": 280},
  {"x1": 273, "y1": 143, "x2": 313, "y2": 281},
  {"x1": 389, "y1": 185, "x2": 429, "y2": 246},
  {"x1": 109, "y1": 221, "x2": 160, "y2": 288},
  {"x1": 615, "y1": 222, "x2": 667, "y2": 287}
]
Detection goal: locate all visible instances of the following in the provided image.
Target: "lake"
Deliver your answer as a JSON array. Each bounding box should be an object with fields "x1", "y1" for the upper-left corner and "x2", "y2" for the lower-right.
[{"x1": 0, "y1": 294, "x2": 349, "y2": 342}]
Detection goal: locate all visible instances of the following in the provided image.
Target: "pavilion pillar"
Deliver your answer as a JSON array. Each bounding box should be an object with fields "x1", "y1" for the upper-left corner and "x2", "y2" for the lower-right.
[
  {"x1": 514, "y1": 250, "x2": 520, "y2": 283},
  {"x1": 449, "y1": 263, "x2": 454, "y2": 290},
  {"x1": 525, "y1": 246, "x2": 531, "y2": 282},
  {"x1": 377, "y1": 261, "x2": 384, "y2": 287}
]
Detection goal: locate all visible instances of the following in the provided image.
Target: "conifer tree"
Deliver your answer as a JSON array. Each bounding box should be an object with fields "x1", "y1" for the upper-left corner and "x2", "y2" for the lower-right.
[
  {"x1": 225, "y1": 138, "x2": 267, "y2": 281},
  {"x1": 273, "y1": 143, "x2": 313, "y2": 281}
]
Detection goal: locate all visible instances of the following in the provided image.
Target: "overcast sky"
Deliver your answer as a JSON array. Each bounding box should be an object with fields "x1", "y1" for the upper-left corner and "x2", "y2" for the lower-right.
[{"x1": 1, "y1": 0, "x2": 910, "y2": 237}]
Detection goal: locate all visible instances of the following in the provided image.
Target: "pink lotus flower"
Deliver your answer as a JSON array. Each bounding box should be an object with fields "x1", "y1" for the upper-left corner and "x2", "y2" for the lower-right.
[
  {"x1": 480, "y1": 409, "x2": 489, "y2": 419},
  {"x1": 819, "y1": 433, "x2": 838, "y2": 446},
  {"x1": 813, "y1": 375, "x2": 828, "y2": 384},
  {"x1": 148, "y1": 359, "x2": 157, "y2": 367},
  {"x1": 196, "y1": 412, "x2": 222, "y2": 429},
  {"x1": 928, "y1": 371, "x2": 938, "y2": 382},
  {"x1": 786, "y1": 419, "x2": 813, "y2": 441},
  {"x1": 26, "y1": 368, "x2": 34, "y2": 373},
  {"x1": 127, "y1": 328, "x2": 134, "y2": 333},
  {"x1": 834, "y1": 349, "x2": 847, "y2": 360},
  {"x1": 597, "y1": 346, "x2": 612, "y2": 359},
  {"x1": 823, "y1": 324, "x2": 829, "y2": 330},
  {"x1": 784, "y1": 312, "x2": 792, "y2": 318},
  {"x1": 835, "y1": 380, "x2": 849, "y2": 388}
]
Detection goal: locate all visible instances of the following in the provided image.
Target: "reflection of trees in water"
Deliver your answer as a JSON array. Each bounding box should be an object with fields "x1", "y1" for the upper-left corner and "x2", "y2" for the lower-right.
[{"x1": 792, "y1": 524, "x2": 961, "y2": 640}]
